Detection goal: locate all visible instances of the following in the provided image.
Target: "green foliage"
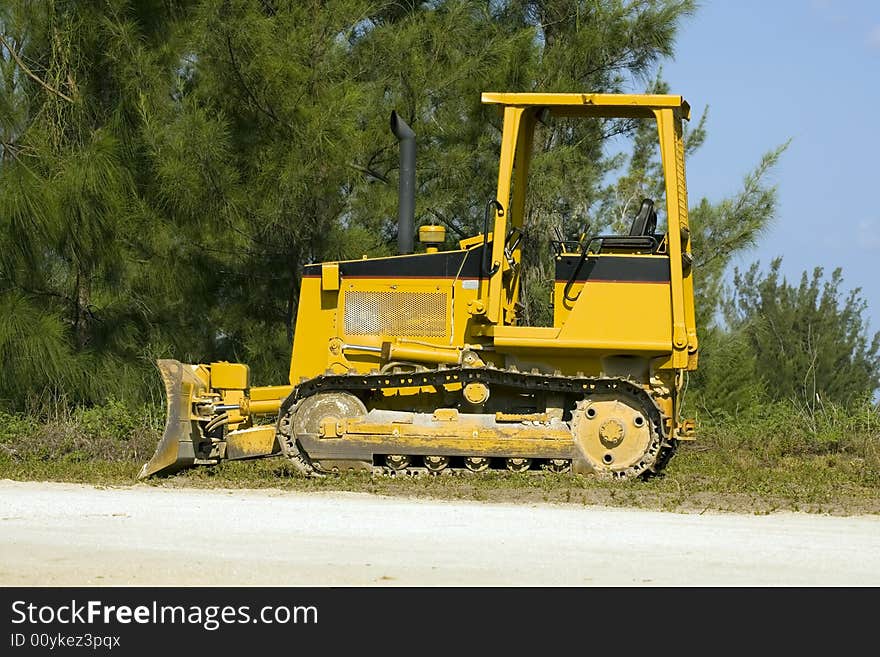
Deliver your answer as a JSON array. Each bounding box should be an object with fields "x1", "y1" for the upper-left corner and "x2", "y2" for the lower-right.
[
  {"x1": 0, "y1": 397, "x2": 161, "y2": 464},
  {"x1": 0, "y1": 292, "x2": 79, "y2": 405},
  {"x1": 697, "y1": 398, "x2": 880, "y2": 481},
  {"x1": 725, "y1": 258, "x2": 880, "y2": 407},
  {"x1": 686, "y1": 325, "x2": 764, "y2": 415},
  {"x1": 690, "y1": 258, "x2": 880, "y2": 414},
  {"x1": 0, "y1": 1, "x2": 197, "y2": 406},
  {"x1": 2, "y1": 397, "x2": 878, "y2": 511},
  {"x1": 0, "y1": 0, "x2": 867, "y2": 425},
  {"x1": 689, "y1": 144, "x2": 789, "y2": 325}
]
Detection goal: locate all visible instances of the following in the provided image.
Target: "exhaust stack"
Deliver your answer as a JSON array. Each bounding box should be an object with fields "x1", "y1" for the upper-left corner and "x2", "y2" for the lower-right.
[{"x1": 390, "y1": 111, "x2": 415, "y2": 255}]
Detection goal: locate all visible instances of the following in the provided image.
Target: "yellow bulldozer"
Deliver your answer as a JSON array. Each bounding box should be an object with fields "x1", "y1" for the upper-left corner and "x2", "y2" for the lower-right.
[{"x1": 140, "y1": 91, "x2": 698, "y2": 481}]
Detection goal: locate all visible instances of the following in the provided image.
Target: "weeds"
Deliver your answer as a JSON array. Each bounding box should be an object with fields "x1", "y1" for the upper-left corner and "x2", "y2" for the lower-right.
[
  {"x1": 0, "y1": 398, "x2": 878, "y2": 515},
  {"x1": 0, "y1": 396, "x2": 162, "y2": 464},
  {"x1": 696, "y1": 398, "x2": 880, "y2": 484}
]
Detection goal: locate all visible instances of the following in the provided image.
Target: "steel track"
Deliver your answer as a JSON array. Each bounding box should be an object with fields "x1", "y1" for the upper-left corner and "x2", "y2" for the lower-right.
[{"x1": 275, "y1": 366, "x2": 676, "y2": 479}]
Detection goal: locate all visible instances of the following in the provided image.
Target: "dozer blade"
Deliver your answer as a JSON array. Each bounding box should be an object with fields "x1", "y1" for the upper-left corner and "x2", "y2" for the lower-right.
[{"x1": 138, "y1": 359, "x2": 205, "y2": 479}]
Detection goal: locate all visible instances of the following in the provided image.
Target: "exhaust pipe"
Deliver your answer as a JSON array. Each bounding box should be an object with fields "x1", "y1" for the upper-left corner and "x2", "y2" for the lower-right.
[{"x1": 390, "y1": 111, "x2": 415, "y2": 255}]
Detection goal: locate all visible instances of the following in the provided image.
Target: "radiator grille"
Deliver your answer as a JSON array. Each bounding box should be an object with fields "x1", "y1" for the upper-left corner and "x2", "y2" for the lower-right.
[{"x1": 344, "y1": 291, "x2": 447, "y2": 337}]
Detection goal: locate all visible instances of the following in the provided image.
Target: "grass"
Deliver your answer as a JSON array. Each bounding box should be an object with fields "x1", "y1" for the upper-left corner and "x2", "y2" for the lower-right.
[{"x1": 1, "y1": 398, "x2": 878, "y2": 515}]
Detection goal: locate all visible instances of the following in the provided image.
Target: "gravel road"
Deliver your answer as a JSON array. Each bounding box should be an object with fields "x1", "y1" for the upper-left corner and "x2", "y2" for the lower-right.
[{"x1": 1, "y1": 479, "x2": 879, "y2": 586}]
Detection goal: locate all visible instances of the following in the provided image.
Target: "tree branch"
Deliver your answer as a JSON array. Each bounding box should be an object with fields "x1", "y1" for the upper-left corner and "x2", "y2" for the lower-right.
[
  {"x1": 348, "y1": 161, "x2": 389, "y2": 184},
  {"x1": 0, "y1": 33, "x2": 74, "y2": 103},
  {"x1": 225, "y1": 34, "x2": 292, "y2": 131}
]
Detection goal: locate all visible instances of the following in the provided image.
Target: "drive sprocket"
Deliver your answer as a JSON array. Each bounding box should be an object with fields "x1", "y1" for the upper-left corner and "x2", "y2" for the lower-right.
[
  {"x1": 276, "y1": 392, "x2": 367, "y2": 476},
  {"x1": 571, "y1": 390, "x2": 663, "y2": 478}
]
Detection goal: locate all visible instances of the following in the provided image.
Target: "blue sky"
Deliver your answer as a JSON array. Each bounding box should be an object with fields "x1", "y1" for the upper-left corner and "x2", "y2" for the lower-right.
[{"x1": 658, "y1": 0, "x2": 880, "y2": 334}]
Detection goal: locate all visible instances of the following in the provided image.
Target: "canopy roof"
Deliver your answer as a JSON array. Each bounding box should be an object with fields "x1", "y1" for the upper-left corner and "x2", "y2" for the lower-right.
[{"x1": 480, "y1": 92, "x2": 690, "y2": 120}]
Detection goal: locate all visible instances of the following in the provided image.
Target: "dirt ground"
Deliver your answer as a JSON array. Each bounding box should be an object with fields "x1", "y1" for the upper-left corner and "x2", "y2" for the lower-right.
[{"x1": 2, "y1": 479, "x2": 880, "y2": 586}]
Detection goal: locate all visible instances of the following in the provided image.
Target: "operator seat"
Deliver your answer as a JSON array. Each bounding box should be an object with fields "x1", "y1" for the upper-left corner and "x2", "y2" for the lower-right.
[
  {"x1": 628, "y1": 198, "x2": 657, "y2": 237},
  {"x1": 589, "y1": 197, "x2": 658, "y2": 253}
]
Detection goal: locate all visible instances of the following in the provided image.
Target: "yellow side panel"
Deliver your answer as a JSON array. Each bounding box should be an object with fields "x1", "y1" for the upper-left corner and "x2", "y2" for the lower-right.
[
  {"x1": 554, "y1": 281, "x2": 672, "y2": 350},
  {"x1": 289, "y1": 277, "x2": 340, "y2": 384},
  {"x1": 210, "y1": 362, "x2": 249, "y2": 390},
  {"x1": 290, "y1": 276, "x2": 486, "y2": 385}
]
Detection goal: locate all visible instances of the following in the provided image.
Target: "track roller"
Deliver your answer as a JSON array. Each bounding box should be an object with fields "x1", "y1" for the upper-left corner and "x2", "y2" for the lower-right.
[
  {"x1": 424, "y1": 455, "x2": 450, "y2": 473},
  {"x1": 464, "y1": 456, "x2": 490, "y2": 472},
  {"x1": 385, "y1": 454, "x2": 411, "y2": 471},
  {"x1": 544, "y1": 459, "x2": 571, "y2": 473},
  {"x1": 506, "y1": 457, "x2": 531, "y2": 472}
]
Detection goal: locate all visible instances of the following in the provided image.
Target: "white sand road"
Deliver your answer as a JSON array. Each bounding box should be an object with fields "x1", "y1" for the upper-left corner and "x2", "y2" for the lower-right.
[{"x1": 1, "y1": 479, "x2": 879, "y2": 586}]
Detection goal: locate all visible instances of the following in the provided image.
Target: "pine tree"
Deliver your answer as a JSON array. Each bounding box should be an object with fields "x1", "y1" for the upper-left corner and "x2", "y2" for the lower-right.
[
  {"x1": 0, "y1": 1, "x2": 805, "y2": 410},
  {"x1": 725, "y1": 259, "x2": 879, "y2": 407},
  {"x1": 0, "y1": 1, "x2": 195, "y2": 406}
]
